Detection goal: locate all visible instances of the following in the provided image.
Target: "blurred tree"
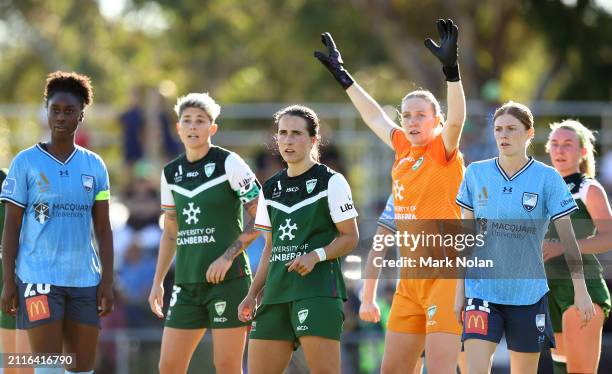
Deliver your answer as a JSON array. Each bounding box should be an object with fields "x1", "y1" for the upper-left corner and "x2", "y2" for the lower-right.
[
  {"x1": 523, "y1": 0, "x2": 612, "y2": 100},
  {"x1": 0, "y1": 0, "x2": 610, "y2": 107}
]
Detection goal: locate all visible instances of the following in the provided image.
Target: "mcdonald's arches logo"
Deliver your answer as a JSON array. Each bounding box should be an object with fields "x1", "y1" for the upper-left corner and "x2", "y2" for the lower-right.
[
  {"x1": 464, "y1": 310, "x2": 488, "y2": 335},
  {"x1": 26, "y1": 295, "x2": 50, "y2": 322}
]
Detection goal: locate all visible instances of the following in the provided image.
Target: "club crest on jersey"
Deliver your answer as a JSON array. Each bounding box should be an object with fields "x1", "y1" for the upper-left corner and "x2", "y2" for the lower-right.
[
  {"x1": 214, "y1": 301, "x2": 226, "y2": 316},
  {"x1": 306, "y1": 179, "x2": 317, "y2": 194},
  {"x1": 522, "y1": 192, "x2": 538, "y2": 212},
  {"x1": 535, "y1": 313, "x2": 545, "y2": 332},
  {"x1": 33, "y1": 202, "x2": 50, "y2": 224},
  {"x1": 81, "y1": 175, "x2": 94, "y2": 192},
  {"x1": 426, "y1": 305, "x2": 437, "y2": 325},
  {"x1": 204, "y1": 163, "x2": 215, "y2": 178},
  {"x1": 412, "y1": 156, "x2": 424, "y2": 170},
  {"x1": 298, "y1": 309, "x2": 309, "y2": 324}
]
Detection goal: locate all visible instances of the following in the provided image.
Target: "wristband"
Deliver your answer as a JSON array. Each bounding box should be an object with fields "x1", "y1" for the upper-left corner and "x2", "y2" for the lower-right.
[
  {"x1": 443, "y1": 64, "x2": 461, "y2": 82},
  {"x1": 314, "y1": 247, "x2": 327, "y2": 262}
]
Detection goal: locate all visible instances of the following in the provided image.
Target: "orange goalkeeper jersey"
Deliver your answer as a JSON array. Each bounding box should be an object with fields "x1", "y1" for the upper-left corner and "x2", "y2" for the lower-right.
[{"x1": 390, "y1": 128, "x2": 465, "y2": 295}]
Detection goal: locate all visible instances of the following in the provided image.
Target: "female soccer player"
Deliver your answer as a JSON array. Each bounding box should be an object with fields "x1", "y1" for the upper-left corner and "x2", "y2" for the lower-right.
[
  {"x1": 455, "y1": 102, "x2": 596, "y2": 373},
  {"x1": 1, "y1": 167, "x2": 32, "y2": 374},
  {"x1": 315, "y1": 19, "x2": 466, "y2": 373},
  {"x1": 148, "y1": 93, "x2": 261, "y2": 374},
  {"x1": 238, "y1": 105, "x2": 359, "y2": 374},
  {"x1": 0, "y1": 71, "x2": 114, "y2": 374},
  {"x1": 544, "y1": 120, "x2": 611, "y2": 374}
]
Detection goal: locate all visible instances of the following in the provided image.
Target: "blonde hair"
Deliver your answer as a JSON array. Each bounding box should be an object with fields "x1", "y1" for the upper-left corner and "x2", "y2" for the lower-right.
[
  {"x1": 174, "y1": 92, "x2": 221, "y2": 122},
  {"x1": 401, "y1": 89, "x2": 445, "y2": 124},
  {"x1": 546, "y1": 119, "x2": 597, "y2": 178}
]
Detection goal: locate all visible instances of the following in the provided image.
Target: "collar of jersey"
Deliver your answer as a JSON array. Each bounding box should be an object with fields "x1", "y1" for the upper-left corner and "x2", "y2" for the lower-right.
[
  {"x1": 36, "y1": 143, "x2": 78, "y2": 166},
  {"x1": 494, "y1": 156, "x2": 534, "y2": 182}
]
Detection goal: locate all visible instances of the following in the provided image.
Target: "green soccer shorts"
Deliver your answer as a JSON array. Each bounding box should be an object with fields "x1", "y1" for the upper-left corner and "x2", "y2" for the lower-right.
[
  {"x1": 165, "y1": 276, "x2": 251, "y2": 329},
  {"x1": 249, "y1": 296, "x2": 344, "y2": 344},
  {"x1": 548, "y1": 280, "x2": 611, "y2": 333}
]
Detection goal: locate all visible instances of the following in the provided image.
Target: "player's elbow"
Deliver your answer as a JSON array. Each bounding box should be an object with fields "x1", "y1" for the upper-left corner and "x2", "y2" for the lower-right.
[{"x1": 344, "y1": 230, "x2": 360, "y2": 253}]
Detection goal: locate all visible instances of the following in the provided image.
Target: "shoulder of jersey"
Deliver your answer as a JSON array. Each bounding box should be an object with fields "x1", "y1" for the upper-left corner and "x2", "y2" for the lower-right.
[
  {"x1": 212, "y1": 145, "x2": 233, "y2": 158},
  {"x1": 262, "y1": 168, "x2": 287, "y2": 192},
  {"x1": 466, "y1": 157, "x2": 496, "y2": 172},
  {"x1": 579, "y1": 175, "x2": 601, "y2": 194},
  {"x1": 315, "y1": 164, "x2": 340, "y2": 183},
  {"x1": 163, "y1": 152, "x2": 187, "y2": 172},
  {"x1": 531, "y1": 159, "x2": 556, "y2": 175},
  {"x1": 75, "y1": 145, "x2": 105, "y2": 164},
  {"x1": 16, "y1": 144, "x2": 39, "y2": 159}
]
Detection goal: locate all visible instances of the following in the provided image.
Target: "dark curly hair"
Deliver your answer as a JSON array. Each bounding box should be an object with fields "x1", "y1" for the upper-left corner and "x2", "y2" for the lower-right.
[{"x1": 44, "y1": 71, "x2": 93, "y2": 108}]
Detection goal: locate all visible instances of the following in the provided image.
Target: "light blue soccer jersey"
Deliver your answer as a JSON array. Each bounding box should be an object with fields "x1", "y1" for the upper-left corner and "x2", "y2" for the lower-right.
[
  {"x1": 456, "y1": 157, "x2": 577, "y2": 305},
  {"x1": 377, "y1": 193, "x2": 396, "y2": 233},
  {"x1": 0, "y1": 144, "x2": 110, "y2": 287}
]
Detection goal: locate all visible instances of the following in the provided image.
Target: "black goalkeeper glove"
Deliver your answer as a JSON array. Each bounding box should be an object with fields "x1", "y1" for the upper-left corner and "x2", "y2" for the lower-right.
[
  {"x1": 424, "y1": 19, "x2": 460, "y2": 82},
  {"x1": 314, "y1": 32, "x2": 355, "y2": 90}
]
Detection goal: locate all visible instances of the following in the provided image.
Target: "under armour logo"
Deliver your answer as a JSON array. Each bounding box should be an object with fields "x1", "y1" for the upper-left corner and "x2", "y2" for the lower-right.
[
  {"x1": 59, "y1": 170, "x2": 69, "y2": 177},
  {"x1": 503, "y1": 187, "x2": 512, "y2": 194}
]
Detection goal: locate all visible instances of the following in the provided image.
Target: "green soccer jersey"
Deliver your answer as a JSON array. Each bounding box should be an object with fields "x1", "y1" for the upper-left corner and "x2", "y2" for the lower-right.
[
  {"x1": 255, "y1": 164, "x2": 358, "y2": 304},
  {"x1": 0, "y1": 168, "x2": 7, "y2": 259},
  {"x1": 545, "y1": 173, "x2": 604, "y2": 284},
  {"x1": 161, "y1": 146, "x2": 260, "y2": 284}
]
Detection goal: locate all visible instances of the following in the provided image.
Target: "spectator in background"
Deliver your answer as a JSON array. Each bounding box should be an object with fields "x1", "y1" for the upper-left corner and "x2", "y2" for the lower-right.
[
  {"x1": 157, "y1": 93, "x2": 181, "y2": 161},
  {"x1": 119, "y1": 87, "x2": 146, "y2": 180},
  {"x1": 117, "y1": 235, "x2": 158, "y2": 328}
]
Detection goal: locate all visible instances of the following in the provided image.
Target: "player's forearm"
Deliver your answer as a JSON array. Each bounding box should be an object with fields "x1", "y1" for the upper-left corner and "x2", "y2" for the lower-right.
[
  {"x1": 222, "y1": 215, "x2": 260, "y2": 261},
  {"x1": 559, "y1": 225, "x2": 584, "y2": 279},
  {"x1": 153, "y1": 231, "x2": 177, "y2": 285},
  {"x1": 1, "y1": 227, "x2": 18, "y2": 284},
  {"x1": 96, "y1": 227, "x2": 114, "y2": 285},
  {"x1": 455, "y1": 278, "x2": 465, "y2": 296},
  {"x1": 576, "y1": 232, "x2": 612, "y2": 254},
  {"x1": 319, "y1": 231, "x2": 359, "y2": 261},
  {"x1": 2, "y1": 205, "x2": 23, "y2": 284},
  {"x1": 246, "y1": 242, "x2": 271, "y2": 299},
  {"x1": 445, "y1": 81, "x2": 466, "y2": 130},
  {"x1": 346, "y1": 84, "x2": 396, "y2": 148},
  {"x1": 363, "y1": 243, "x2": 386, "y2": 276}
]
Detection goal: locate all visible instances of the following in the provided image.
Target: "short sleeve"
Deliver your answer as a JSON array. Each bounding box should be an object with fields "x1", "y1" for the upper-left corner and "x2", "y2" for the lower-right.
[
  {"x1": 0, "y1": 154, "x2": 28, "y2": 208},
  {"x1": 254, "y1": 191, "x2": 272, "y2": 231},
  {"x1": 94, "y1": 157, "x2": 110, "y2": 201},
  {"x1": 377, "y1": 194, "x2": 396, "y2": 232},
  {"x1": 546, "y1": 169, "x2": 578, "y2": 220},
  {"x1": 225, "y1": 153, "x2": 260, "y2": 204},
  {"x1": 456, "y1": 165, "x2": 474, "y2": 211},
  {"x1": 327, "y1": 173, "x2": 358, "y2": 223},
  {"x1": 160, "y1": 172, "x2": 175, "y2": 211}
]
